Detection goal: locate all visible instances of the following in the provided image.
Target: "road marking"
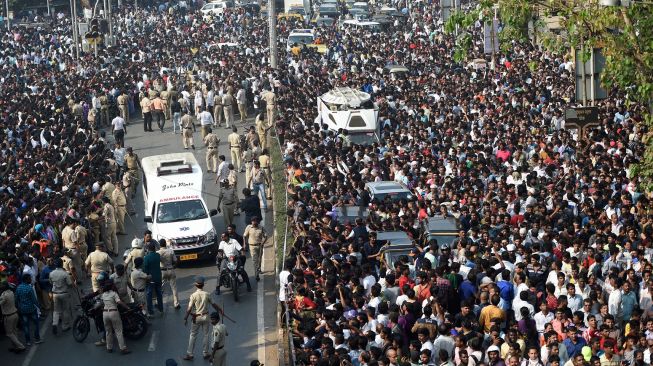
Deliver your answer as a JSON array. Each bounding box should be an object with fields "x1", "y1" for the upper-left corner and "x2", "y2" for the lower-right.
[
  {"x1": 257, "y1": 247, "x2": 266, "y2": 364},
  {"x1": 22, "y1": 313, "x2": 51, "y2": 366},
  {"x1": 148, "y1": 330, "x2": 160, "y2": 352}
]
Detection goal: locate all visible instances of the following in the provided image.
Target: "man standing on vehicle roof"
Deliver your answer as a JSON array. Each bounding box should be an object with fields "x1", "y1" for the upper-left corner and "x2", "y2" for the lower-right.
[{"x1": 204, "y1": 127, "x2": 221, "y2": 173}]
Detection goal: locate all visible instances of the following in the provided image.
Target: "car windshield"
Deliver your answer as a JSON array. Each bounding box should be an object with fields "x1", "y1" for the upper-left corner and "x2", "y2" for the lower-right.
[
  {"x1": 289, "y1": 35, "x2": 314, "y2": 45},
  {"x1": 157, "y1": 199, "x2": 208, "y2": 223},
  {"x1": 428, "y1": 234, "x2": 457, "y2": 248}
]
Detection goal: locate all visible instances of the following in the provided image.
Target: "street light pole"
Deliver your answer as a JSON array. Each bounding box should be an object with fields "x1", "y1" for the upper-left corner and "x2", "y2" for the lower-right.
[
  {"x1": 5, "y1": 0, "x2": 10, "y2": 31},
  {"x1": 70, "y1": 0, "x2": 80, "y2": 59},
  {"x1": 269, "y1": 0, "x2": 278, "y2": 69}
]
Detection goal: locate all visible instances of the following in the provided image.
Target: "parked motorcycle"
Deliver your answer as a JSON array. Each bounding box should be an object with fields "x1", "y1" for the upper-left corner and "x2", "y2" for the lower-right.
[
  {"x1": 72, "y1": 292, "x2": 148, "y2": 342},
  {"x1": 218, "y1": 254, "x2": 245, "y2": 302}
]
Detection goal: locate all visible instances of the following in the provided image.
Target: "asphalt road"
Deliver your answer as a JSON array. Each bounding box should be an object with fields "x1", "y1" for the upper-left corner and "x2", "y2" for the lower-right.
[{"x1": 1, "y1": 114, "x2": 279, "y2": 366}]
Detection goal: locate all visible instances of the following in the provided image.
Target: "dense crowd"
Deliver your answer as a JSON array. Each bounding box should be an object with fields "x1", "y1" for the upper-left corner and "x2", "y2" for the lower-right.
[{"x1": 0, "y1": 0, "x2": 650, "y2": 365}]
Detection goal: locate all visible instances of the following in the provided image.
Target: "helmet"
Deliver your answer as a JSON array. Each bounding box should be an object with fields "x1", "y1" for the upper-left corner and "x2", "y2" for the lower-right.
[
  {"x1": 131, "y1": 238, "x2": 143, "y2": 249},
  {"x1": 96, "y1": 271, "x2": 108, "y2": 284}
]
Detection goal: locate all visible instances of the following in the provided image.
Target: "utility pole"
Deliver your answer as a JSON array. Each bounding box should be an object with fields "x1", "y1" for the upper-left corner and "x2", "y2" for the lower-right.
[
  {"x1": 47, "y1": 0, "x2": 51, "y2": 16},
  {"x1": 269, "y1": 0, "x2": 278, "y2": 69},
  {"x1": 106, "y1": 0, "x2": 113, "y2": 46},
  {"x1": 5, "y1": 0, "x2": 9, "y2": 31},
  {"x1": 71, "y1": 0, "x2": 80, "y2": 59}
]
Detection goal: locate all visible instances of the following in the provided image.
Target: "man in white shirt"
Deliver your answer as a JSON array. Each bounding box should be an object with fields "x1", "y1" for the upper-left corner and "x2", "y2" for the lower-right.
[
  {"x1": 236, "y1": 87, "x2": 247, "y2": 123},
  {"x1": 566, "y1": 284, "x2": 583, "y2": 313},
  {"x1": 534, "y1": 301, "x2": 554, "y2": 336},
  {"x1": 418, "y1": 328, "x2": 436, "y2": 363},
  {"x1": 608, "y1": 280, "x2": 623, "y2": 324},
  {"x1": 361, "y1": 264, "x2": 376, "y2": 296},
  {"x1": 199, "y1": 107, "x2": 214, "y2": 140},
  {"x1": 111, "y1": 116, "x2": 126, "y2": 147},
  {"x1": 512, "y1": 291, "x2": 534, "y2": 322},
  {"x1": 216, "y1": 232, "x2": 251, "y2": 293}
]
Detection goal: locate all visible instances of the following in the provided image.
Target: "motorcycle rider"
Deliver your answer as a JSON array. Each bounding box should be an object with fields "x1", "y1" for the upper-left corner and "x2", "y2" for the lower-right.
[
  {"x1": 216, "y1": 232, "x2": 251, "y2": 295},
  {"x1": 100, "y1": 279, "x2": 131, "y2": 354}
]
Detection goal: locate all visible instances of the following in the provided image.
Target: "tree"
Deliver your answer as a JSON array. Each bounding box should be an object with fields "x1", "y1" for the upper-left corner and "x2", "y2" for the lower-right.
[{"x1": 446, "y1": 0, "x2": 653, "y2": 189}]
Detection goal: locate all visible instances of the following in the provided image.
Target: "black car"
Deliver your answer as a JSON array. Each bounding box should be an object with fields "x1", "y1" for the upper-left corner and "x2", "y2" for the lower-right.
[{"x1": 238, "y1": 2, "x2": 261, "y2": 15}]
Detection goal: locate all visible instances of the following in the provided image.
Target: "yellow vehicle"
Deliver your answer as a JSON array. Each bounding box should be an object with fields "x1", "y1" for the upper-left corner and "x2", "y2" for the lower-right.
[
  {"x1": 277, "y1": 12, "x2": 304, "y2": 21},
  {"x1": 305, "y1": 43, "x2": 327, "y2": 54}
]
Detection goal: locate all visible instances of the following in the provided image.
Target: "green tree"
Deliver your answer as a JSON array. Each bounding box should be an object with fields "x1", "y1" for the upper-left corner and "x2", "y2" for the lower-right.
[{"x1": 446, "y1": 0, "x2": 653, "y2": 189}]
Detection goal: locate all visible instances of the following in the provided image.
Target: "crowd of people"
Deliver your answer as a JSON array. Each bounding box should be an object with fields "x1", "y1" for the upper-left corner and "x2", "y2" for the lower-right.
[{"x1": 0, "y1": 0, "x2": 650, "y2": 365}]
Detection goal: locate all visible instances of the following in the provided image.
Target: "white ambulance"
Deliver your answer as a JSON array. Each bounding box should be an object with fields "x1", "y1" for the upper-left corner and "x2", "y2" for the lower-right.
[{"x1": 141, "y1": 153, "x2": 218, "y2": 261}]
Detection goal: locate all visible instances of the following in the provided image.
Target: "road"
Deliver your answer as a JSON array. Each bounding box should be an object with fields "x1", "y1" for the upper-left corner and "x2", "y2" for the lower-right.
[{"x1": 1, "y1": 114, "x2": 279, "y2": 366}]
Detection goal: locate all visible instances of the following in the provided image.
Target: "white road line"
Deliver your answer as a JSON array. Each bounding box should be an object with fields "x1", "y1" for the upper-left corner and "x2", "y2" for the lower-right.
[
  {"x1": 148, "y1": 330, "x2": 160, "y2": 352},
  {"x1": 257, "y1": 247, "x2": 266, "y2": 364},
  {"x1": 22, "y1": 314, "x2": 51, "y2": 366}
]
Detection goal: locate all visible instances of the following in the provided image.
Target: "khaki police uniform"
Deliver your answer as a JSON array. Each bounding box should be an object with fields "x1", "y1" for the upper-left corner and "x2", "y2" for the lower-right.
[
  {"x1": 75, "y1": 225, "x2": 89, "y2": 264},
  {"x1": 259, "y1": 153, "x2": 271, "y2": 198},
  {"x1": 49, "y1": 267, "x2": 73, "y2": 329},
  {"x1": 160, "y1": 90, "x2": 171, "y2": 120},
  {"x1": 228, "y1": 132, "x2": 242, "y2": 171},
  {"x1": 213, "y1": 94, "x2": 223, "y2": 126},
  {"x1": 88, "y1": 211, "x2": 101, "y2": 244},
  {"x1": 203, "y1": 133, "x2": 220, "y2": 173},
  {"x1": 110, "y1": 272, "x2": 132, "y2": 304},
  {"x1": 62, "y1": 224, "x2": 82, "y2": 279},
  {"x1": 186, "y1": 288, "x2": 215, "y2": 357},
  {"x1": 158, "y1": 247, "x2": 179, "y2": 308},
  {"x1": 62, "y1": 254, "x2": 77, "y2": 283},
  {"x1": 125, "y1": 153, "x2": 140, "y2": 185},
  {"x1": 218, "y1": 185, "x2": 237, "y2": 228},
  {"x1": 222, "y1": 93, "x2": 234, "y2": 128},
  {"x1": 211, "y1": 322, "x2": 227, "y2": 366},
  {"x1": 122, "y1": 174, "x2": 135, "y2": 215},
  {"x1": 181, "y1": 114, "x2": 195, "y2": 149},
  {"x1": 101, "y1": 181, "x2": 116, "y2": 206},
  {"x1": 101, "y1": 290, "x2": 127, "y2": 351},
  {"x1": 0, "y1": 289, "x2": 25, "y2": 350},
  {"x1": 124, "y1": 247, "x2": 144, "y2": 273},
  {"x1": 103, "y1": 202, "x2": 119, "y2": 254},
  {"x1": 242, "y1": 149, "x2": 253, "y2": 187},
  {"x1": 243, "y1": 224, "x2": 267, "y2": 277},
  {"x1": 99, "y1": 94, "x2": 110, "y2": 127},
  {"x1": 112, "y1": 186, "x2": 127, "y2": 234},
  {"x1": 255, "y1": 115, "x2": 269, "y2": 150},
  {"x1": 117, "y1": 93, "x2": 129, "y2": 125},
  {"x1": 262, "y1": 90, "x2": 276, "y2": 127},
  {"x1": 130, "y1": 267, "x2": 148, "y2": 308},
  {"x1": 85, "y1": 249, "x2": 113, "y2": 292}
]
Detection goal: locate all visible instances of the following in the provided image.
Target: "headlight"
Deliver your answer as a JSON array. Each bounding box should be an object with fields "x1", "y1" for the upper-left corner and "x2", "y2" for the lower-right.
[
  {"x1": 205, "y1": 228, "x2": 217, "y2": 243},
  {"x1": 227, "y1": 261, "x2": 237, "y2": 271},
  {"x1": 168, "y1": 238, "x2": 177, "y2": 246}
]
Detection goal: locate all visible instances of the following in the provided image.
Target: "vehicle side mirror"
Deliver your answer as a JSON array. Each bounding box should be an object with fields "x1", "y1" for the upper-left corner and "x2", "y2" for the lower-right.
[
  {"x1": 210, "y1": 209, "x2": 218, "y2": 217},
  {"x1": 144, "y1": 216, "x2": 153, "y2": 223}
]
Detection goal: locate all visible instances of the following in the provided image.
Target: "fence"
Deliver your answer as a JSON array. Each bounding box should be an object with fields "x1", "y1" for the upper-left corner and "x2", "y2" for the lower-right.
[{"x1": 270, "y1": 120, "x2": 295, "y2": 366}]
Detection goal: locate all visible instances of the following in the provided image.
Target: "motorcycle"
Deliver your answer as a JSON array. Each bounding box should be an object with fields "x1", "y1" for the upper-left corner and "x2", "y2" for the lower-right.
[
  {"x1": 72, "y1": 292, "x2": 148, "y2": 342},
  {"x1": 218, "y1": 254, "x2": 245, "y2": 302}
]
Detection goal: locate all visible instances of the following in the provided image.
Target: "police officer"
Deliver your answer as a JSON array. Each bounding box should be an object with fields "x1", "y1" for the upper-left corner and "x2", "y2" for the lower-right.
[
  {"x1": 112, "y1": 183, "x2": 127, "y2": 235},
  {"x1": 62, "y1": 219, "x2": 82, "y2": 279},
  {"x1": 259, "y1": 149, "x2": 271, "y2": 199},
  {"x1": 102, "y1": 197, "x2": 119, "y2": 256},
  {"x1": 203, "y1": 127, "x2": 220, "y2": 173},
  {"x1": 0, "y1": 281, "x2": 26, "y2": 352},
  {"x1": 242, "y1": 217, "x2": 267, "y2": 281},
  {"x1": 184, "y1": 276, "x2": 223, "y2": 361},
  {"x1": 100, "y1": 91, "x2": 110, "y2": 128},
  {"x1": 180, "y1": 110, "x2": 196, "y2": 150},
  {"x1": 100, "y1": 280, "x2": 131, "y2": 354},
  {"x1": 209, "y1": 312, "x2": 227, "y2": 366},
  {"x1": 124, "y1": 238, "x2": 145, "y2": 273},
  {"x1": 262, "y1": 89, "x2": 276, "y2": 127},
  {"x1": 86, "y1": 242, "x2": 114, "y2": 292},
  {"x1": 255, "y1": 112, "x2": 269, "y2": 150},
  {"x1": 222, "y1": 88, "x2": 234, "y2": 128},
  {"x1": 122, "y1": 175, "x2": 136, "y2": 215},
  {"x1": 110, "y1": 264, "x2": 132, "y2": 304},
  {"x1": 158, "y1": 239, "x2": 180, "y2": 309},
  {"x1": 125, "y1": 147, "x2": 141, "y2": 190},
  {"x1": 88, "y1": 204, "x2": 102, "y2": 245},
  {"x1": 117, "y1": 91, "x2": 129, "y2": 125},
  {"x1": 62, "y1": 248, "x2": 79, "y2": 284},
  {"x1": 49, "y1": 258, "x2": 73, "y2": 334},
  {"x1": 213, "y1": 91, "x2": 223, "y2": 127},
  {"x1": 228, "y1": 126, "x2": 242, "y2": 172},
  {"x1": 130, "y1": 257, "x2": 149, "y2": 314},
  {"x1": 160, "y1": 88, "x2": 171, "y2": 121},
  {"x1": 217, "y1": 180, "x2": 237, "y2": 229}
]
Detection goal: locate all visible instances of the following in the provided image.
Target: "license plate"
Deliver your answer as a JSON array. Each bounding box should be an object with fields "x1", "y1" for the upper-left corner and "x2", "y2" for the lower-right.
[{"x1": 180, "y1": 253, "x2": 198, "y2": 261}]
